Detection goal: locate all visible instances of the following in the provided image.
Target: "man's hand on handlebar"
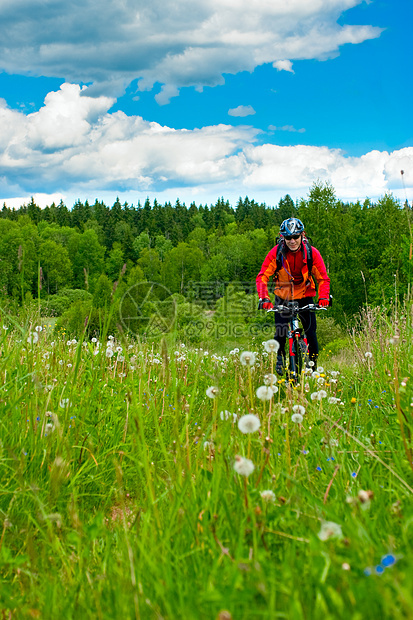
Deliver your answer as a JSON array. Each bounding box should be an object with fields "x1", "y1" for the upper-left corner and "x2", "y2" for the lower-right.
[
  {"x1": 318, "y1": 298, "x2": 329, "y2": 308},
  {"x1": 258, "y1": 297, "x2": 274, "y2": 310}
]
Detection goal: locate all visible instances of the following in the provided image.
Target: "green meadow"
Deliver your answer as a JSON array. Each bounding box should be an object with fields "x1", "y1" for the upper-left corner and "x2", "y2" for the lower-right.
[{"x1": 1, "y1": 301, "x2": 412, "y2": 620}]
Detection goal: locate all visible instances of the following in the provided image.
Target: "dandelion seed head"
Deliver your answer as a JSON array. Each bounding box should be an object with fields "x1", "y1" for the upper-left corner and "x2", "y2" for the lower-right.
[
  {"x1": 264, "y1": 373, "x2": 277, "y2": 386},
  {"x1": 240, "y1": 351, "x2": 256, "y2": 366},
  {"x1": 238, "y1": 414, "x2": 260, "y2": 434},
  {"x1": 318, "y1": 521, "x2": 343, "y2": 541},
  {"x1": 292, "y1": 404, "x2": 306, "y2": 415},
  {"x1": 233, "y1": 455, "x2": 255, "y2": 477},
  {"x1": 260, "y1": 490, "x2": 276, "y2": 503},
  {"x1": 263, "y1": 339, "x2": 280, "y2": 354},
  {"x1": 364, "y1": 351, "x2": 373, "y2": 358},
  {"x1": 206, "y1": 386, "x2": 219, "y2": 399},
  {"x1": 291, "y1": 413, "x2": 303, "y2": 424},
  {"x1": 256, "y1": 385, "x2": 273, "y2": 401},
  {"x1": 220, "y1": 410, "x2": 238, "y2": 422}
]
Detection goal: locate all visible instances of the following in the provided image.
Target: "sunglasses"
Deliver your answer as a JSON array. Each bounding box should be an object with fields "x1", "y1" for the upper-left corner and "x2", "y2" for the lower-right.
[{"x1": 284, "y1": 234, "x2": 301, "y2": 240}]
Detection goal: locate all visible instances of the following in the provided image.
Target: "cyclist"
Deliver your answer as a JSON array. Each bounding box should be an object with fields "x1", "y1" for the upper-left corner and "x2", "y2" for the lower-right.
[{"x1": 256, "y1": 217, "x2": 330, "y2": 373}]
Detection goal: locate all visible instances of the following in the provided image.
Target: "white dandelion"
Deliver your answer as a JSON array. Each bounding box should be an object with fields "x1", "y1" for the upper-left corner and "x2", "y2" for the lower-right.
[
  {"x1": 260, "y1": 490, "x2": 276, "y2": 503},
  {"x1": 206, "y1": 386, "x2": 219, "y2": 399},
  {"x1": 59, "y1": 398, "x2": 71, "y2": 409},
  {"x1": 238, "y1": 414, "x2": 261, "y2": 434},
  {"x1": 256, "y1": 385, "x2": 273, "y2": 401},
  {"x1": 317, "y1": 366, "x2": 324, "y2": 373},
  {"x1": 318, "y1": 390, "x2": 327, "y2": 399},
  {"x1": 220, "y1": 410, "x2": 238, "y2": 422},
  {"x1": 292, "y1": 404, "x2": 306, "y2": 415},
  {"x1": 240, "y1": 351, "x2": 256, "y2": 367},
  {"x1": 264, "y1": 373, "x2": 277, "y2": 386},
  {"x1": 328, "y1": 397, "x2": 340, "y2": 405},
  {"x1": 263, "y1": 339, "x2": 280, "y2": 354},
  {"x1": 35, "y1": 325, "x2": 43, "y2": 332},
  {"x1": 364, "y1": 351, "x2": 373, "y2": 359},
  {"x1": 233, "y1": 455, "x2": 255, "y2": 477},
  {"x1": 106, "y1": 348, "x2": 114, "y2": 358},
  {"x1": 291, "y1": 413, "x2": 304, "y2": 424},
  {"x1": 318, "y1": 521, "x2": 343, "y2": 541},
  {"x1": 27, "y1": 332, "x2": 39, "y2": 345}
]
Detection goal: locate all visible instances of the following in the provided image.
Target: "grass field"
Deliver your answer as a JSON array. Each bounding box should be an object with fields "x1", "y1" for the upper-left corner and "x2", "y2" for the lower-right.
[{"x1": 1, "y1": 304, "x2": 413, "y2": 619}]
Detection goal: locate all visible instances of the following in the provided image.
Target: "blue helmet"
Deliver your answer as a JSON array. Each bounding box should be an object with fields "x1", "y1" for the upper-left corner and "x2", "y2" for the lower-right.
[{"x1": 280, "y1": 217, "x2": 304, "y2": 237}]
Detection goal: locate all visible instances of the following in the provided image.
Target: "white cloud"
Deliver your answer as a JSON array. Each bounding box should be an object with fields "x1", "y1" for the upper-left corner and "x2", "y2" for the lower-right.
[
  {"x1": 0, "y1": 0, "x2": 382, "y2": 99},
  {"x1": 273, "y1": 60, "x2": 294, "y2": 73},
  {"x1": 269, "y1": 125, "x2": 305, "y2": 133},
  {"x1": 228, "y1": 105, "x2": 256, "y2": 117},
  {"x1": 1, "y1": 84, "x2": 412, "y2": 206}
]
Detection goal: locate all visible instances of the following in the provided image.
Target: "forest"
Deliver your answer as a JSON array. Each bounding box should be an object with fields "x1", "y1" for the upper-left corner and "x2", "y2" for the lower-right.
[{"x1": 0, "y1": 181, "x2": 411, "y2": 340}]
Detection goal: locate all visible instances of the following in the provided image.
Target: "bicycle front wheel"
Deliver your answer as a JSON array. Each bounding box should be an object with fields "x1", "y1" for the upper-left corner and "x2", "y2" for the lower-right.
[{"x1": 289, "y1": 336, "x2": 309, "y2": 383}]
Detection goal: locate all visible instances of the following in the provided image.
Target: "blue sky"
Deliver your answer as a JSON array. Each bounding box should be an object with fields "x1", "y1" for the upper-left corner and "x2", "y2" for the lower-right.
[{"x1": 0, "y1": 0, "x2": 411, "y2": 209}]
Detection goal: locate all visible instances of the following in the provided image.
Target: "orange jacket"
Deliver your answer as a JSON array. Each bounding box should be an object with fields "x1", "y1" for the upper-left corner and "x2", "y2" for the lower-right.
[{"x1": 256, "y1": 241, "x2": 330, "y2": 301}]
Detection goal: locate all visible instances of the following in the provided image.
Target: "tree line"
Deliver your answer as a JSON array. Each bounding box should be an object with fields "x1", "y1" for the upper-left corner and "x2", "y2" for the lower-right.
[{"x1": 0, "y1": 182, "x2": 411, "y2": 329}]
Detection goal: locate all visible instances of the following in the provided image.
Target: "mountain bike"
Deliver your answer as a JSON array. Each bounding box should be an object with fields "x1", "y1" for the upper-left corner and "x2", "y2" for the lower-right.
[{"x1": 268, "y1": 302, "x2": 328, "y2": 384}]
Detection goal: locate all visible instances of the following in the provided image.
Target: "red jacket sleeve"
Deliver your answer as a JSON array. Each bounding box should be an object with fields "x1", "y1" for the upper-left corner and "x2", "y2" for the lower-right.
[
  {"x1": 311, "y1": 247, "x2": 330, "y2": 300},
  {"x1": 256, "y1": 246, "x2": 278, "y2": 299}
]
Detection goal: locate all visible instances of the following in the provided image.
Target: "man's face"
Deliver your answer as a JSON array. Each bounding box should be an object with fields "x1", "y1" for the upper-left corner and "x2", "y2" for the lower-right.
[{"x1": 284, "y1": 234, "x2": 302, "y2": 252}]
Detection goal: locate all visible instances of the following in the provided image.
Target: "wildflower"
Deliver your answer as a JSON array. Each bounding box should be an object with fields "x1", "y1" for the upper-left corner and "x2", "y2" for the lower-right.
[
  {"x1": 317, "y1": 376, "x2": 325, "y2": 386},
  {"x1": 256, "y1": 385, "x2": 273, "y2": 401},
  {"x1": 328, "y1": 397, "x2": 340, "y2": 405},
  {"x1": 358, "y1": 489, "x2": 374, "y2": 510},
  {"x1": 35, "y1": 325, "x2": 43, "y2": 332},
  {"x1": 321, "y1": 437, "x2": 339, "y2": 448},
  {"x1": 292, "y1": 404, "x2": 306, "y2": 416},
  {"x1": 206, "y1": 386, "x2": 219, "y2": 399},
  {"x1": 264, "y1": 373, "x2": 277, "y2": 386},
  {"x1": 27, "y1": 332, "x2": 39, "y2": 345},
  {"x1": 270, "y1": 384, "x2": 279, "y2": 394},
  {"x1": 238, "y1": 414, "x2": 260, "y2": 434},
  {"x1": 260, "y1": 490, "x2": 276, "y2": 503},
  {"x1": 381, "y1": 554, "x2": 396, "y2": 567},
  {"x1": 318, "y1": 390, "x2": 327, "y2": 399},
  {"x1": 317, "y1": 366, "x2": 324, "y2": 373},
  {"x1": 308, "y1": 361, "x2": 315, "y2": 367},
  {"x1": 240, "y1": 351, "x2": 256, "y2": 367},
  {"x1": 364, "y1": 351, "x2": 373, "y2": 359},
  {"x1": 106, "y1": 348, "x2": 114, "y2": 358},
  {"x1": 291, "y1": 413, "x2": 303, "y2": 424},
  {"x1": 220, "y1": 410, "x2": 238, "y2": 422},
  {"x1": 351, "y1": 397, "x2": 357, "y2": 404},
  {"x1": 91, "y1": 337, "x2": 97, "y2": 343},
  {"x1": 263, "y1": 339, "x2": 279, "y2": 354},
  {"x1": 233, "y1": 455, "x2": 255, "y2": 477},
  {"x1": 318, "y1": 521, "x2": 343, "y2": 541}
]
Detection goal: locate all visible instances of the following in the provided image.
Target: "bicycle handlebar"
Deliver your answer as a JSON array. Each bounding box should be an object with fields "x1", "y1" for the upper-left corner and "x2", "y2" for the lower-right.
[{"x1": 267, "y1": 304, "x2": 328, "y2": 313}]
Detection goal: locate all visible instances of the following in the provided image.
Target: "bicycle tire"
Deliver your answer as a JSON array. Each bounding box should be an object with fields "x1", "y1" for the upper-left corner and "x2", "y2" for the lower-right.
[{"x1": 288, "y1": 336, "x2": 308, "y2": 384}]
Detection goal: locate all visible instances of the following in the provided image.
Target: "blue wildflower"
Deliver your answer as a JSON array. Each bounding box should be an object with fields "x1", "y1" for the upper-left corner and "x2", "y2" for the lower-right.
[{"x1": 381, "y1": 554, "x2": 396, "y2": 567}]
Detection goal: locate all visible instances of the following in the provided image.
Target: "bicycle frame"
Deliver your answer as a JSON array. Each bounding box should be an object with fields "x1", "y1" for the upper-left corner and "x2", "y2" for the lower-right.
[{"x1": 268, "y1": 302, "x2": 327, "y2": 383}]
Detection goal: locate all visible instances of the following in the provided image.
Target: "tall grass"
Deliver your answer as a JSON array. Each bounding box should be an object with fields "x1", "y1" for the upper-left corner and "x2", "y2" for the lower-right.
[{"x1": 1, "y1": 303, "x2": 413, "y2": 619}]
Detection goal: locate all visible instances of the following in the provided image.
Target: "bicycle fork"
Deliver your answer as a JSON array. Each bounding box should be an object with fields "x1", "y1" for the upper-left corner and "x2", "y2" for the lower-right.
[{"x1": 288, "y1": 317, "x2": 308, "y2": 382}]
